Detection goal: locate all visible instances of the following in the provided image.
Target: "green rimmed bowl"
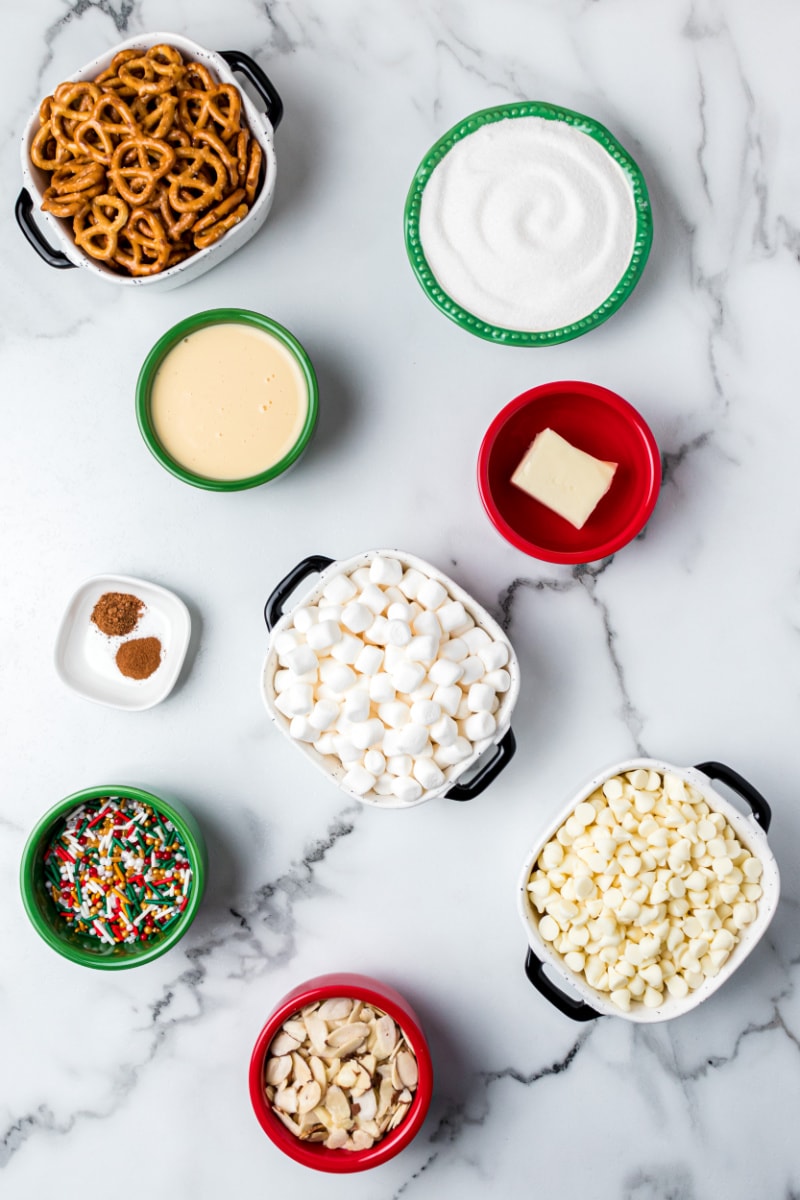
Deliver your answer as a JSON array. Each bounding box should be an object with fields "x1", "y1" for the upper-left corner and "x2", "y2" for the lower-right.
[
  {"x1": 404, "y1": 102, "x2": 653, "y2": 346},
  {"x1": 20, "y1": 785, "x2": 207, "y2": 969},
  {"x1": 136, "y1": 308, "x2": 319, "y2": 491}
]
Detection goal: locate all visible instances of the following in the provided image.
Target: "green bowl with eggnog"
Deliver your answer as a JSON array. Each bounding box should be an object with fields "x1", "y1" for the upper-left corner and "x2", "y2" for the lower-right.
[{"x1": 136, "y1": 308, "x2": 319, "y2": 491}]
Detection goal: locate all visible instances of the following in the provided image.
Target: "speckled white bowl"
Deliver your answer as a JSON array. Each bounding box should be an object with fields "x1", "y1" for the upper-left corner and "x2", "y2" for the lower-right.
[
  {"x1": 261, "y1": 549, "x2": 520, "y2": 808},
  {"x1": 518, "y1": 757, "x2": 780, "y2": 1023},
  {"x1": 17, "y1": 31, "x2": 279, "y2": 289}
]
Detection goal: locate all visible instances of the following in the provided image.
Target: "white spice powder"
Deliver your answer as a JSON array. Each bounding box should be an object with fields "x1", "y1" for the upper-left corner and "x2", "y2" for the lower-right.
[{"x1": 418, "y1": 116, "x2": 638, "y2": 332}]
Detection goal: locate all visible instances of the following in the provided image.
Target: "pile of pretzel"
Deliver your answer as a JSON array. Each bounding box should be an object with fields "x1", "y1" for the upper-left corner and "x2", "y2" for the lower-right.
[{"x1": 29, "y1": 44, "x2": 263, "y2": 277}]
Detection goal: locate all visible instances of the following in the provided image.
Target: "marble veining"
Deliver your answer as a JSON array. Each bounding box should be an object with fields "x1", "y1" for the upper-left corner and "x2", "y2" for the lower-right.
[{"x1": 3, "y1": 0, "x2": 800, "y2": 1196}]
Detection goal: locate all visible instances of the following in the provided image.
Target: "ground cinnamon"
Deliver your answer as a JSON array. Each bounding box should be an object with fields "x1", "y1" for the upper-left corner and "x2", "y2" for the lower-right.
[
  {"x1": 115, "y1": 637, "x2": 163, "y2": 680},
  {"x1": 91, "y1": 592, "x2": 144, "y2": 636}
]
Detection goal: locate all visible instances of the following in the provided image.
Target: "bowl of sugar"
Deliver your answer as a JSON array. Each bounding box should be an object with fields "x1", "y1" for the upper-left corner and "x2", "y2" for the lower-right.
[
  {"x1": 405, "y1": 102, "x2": 652, "y2": 345},
  {"x1": 136, "y1": 308, "x2": 318, "y2": 490}
]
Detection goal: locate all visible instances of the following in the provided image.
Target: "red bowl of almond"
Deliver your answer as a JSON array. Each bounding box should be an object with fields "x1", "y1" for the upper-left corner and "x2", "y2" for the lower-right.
[{"x1": 248, "y1": 973, "x2": 433, "y2": 1172}]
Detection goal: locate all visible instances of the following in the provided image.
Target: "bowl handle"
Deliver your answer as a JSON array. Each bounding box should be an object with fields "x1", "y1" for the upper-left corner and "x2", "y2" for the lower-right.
[
  {"x1": 524, "y1": 947, "x2": 600, "y2": 1021},
  {"x1": 219, "y1": 50, "x2": 284, "y2": 130},
  {"x1": 693, "y1": 761, "x2": 771, "y2": 832},
  {"x1": 264, "y1": 555, "x2": 334, "y2": 631},
  {"x1": 445, "y1": 729, "x2": 516, "y2": 802},
  {"x1": 15, "y1": 188, "x2": 76, "y2": 269}
]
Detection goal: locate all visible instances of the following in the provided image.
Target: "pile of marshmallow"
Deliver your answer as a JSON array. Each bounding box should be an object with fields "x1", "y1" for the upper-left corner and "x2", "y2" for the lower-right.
[
  {"x1": 527, "y1": 769, "x2": 764, "y2": 1012},
  {"x1": 270, "y1": 555, "x2": 514, "y2": 804}
]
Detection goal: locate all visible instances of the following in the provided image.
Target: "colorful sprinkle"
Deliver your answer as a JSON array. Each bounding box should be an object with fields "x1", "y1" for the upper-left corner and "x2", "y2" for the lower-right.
[{"x1": 43, "y1": 796, "x2": 192, "y2": 945}]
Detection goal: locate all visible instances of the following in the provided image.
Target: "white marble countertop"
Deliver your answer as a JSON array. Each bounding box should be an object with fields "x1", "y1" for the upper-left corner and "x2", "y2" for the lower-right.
[{"x1": 3, "y1": 1, "x2": 800, "y2": 1196}]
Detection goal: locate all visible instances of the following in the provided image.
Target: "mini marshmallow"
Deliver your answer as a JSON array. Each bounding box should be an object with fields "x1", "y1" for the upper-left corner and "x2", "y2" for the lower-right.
[
  {"x1": 306, "y1": 620, "x2": 341, "y2": 651},
  {"x1": 322, "y1": 573, "x2": 358, "y2": 605},
  {"x1": 478, "y1": 641, "x2": 509, "y2": 671},
  {"x1": 381, "y1": 728, "x2": 406, "y2": 757},
  {"x1": 464, "y1": 711, "x2": 496, "y2": 741},
  {"x1": 342, "y1": 765, "x2": 376, "y2": 796},
  {"x1": 391, "y1": 660, "x2": 426, "y2": 694},
  {"x1": 413, "y1": 758, "x2": 446, "y2": 791},
  {"x1": 428, "y1": 658, "x2": 463, "y2": 687},
  {"x1": 431, "y1": 714, "x2": 458, "y2": 746},
  {"x1": 327, "y1": 664, "x2": 357, "y2": 693},
  {"x1": 273, "y1": 669, "x2": 293, "y2": 693},
  {"x1": 406, "y1": 635, "x2": 438, "y2": 664},
  {"x1": 397, "y1": 724, "x2": 429, "y2": 755},
  {"x1": 412, "y1": 610, "x2": 442, "y2": 639},
  {"x1": 382, "y1": 644, "x2": 406, "y2": 672},
  {"x1": 433, "y1": 684, "x2": 461, "y2": 716},
  {"x1": 398, "y1": 568, "x2": 426, "y2": 599},
  {"x1": 378, "y1": 700, "x2": 412, "y2": 728},
  {"x1": 283, "y1": 683, "x2": 314, "y2": 716},
  {"x1": 292, "y1": 607, "x2": 317, "y2": 634},
  {"x1": 387, "y1": 754, "x2": 413, "y2": 777},
  {"x1": 384, "y1": 586, "x2": 406, "y2": 605},
  {"x1": 331, "y1": 633, "x2": 363, "y2": 664},
  {"x1": 437, "y1": 600, "x2": 468, "y2": 634},
  {"x1": 354, "y1": 645, "x2": 384, "y2": 675},
  {"x1": 468, "y1": 683, "x2": 495, "y2": 712},
  {"x1": 286, "y1": 645, "x2": 318, "y2": 676},
  {"x1": 434, "y1": 737, "x2": 472, "y2": 766},
  {"x1": 332, "y1": 735, "x2": 362, "y2": 763},
  {"x1": 410, "y1": 699, "x2": 441, "y2": 726},
  {"x1": 359, "y1": 583, "x2": 388, "y2": 615},
  {"x1": 460, "y1": 656, "x2": 486, "y2": 685},
  {"x1": 350, "y1": 567, "x2": 372, "y2": 588},
  {"x1": 369, "y1": 674, "x2": 396, "y2": 703},
  {"x1": 343, "y1": 690, "x2": 371, "y2": 723},
  {"x1": 484, "y1": 668, "x2": 511, "y2": 693},
  {"x1": 440, "y1": 638, "x2": 468, "y2": 662},
  {"x1": 349, "y1": 718, "x2": 384, "y2": 750},
  {"x1": 455, "y1": 697, "x2": 471, "y2": 720},
  {"x1": 462, "y1": 626, "x2": 492, "y2": 653},
  {"x1": 308, "y1": 698, "x2": 340, "y2": 731},
  {"x1": 369, "y1": 556, "x2": 403, "y2": 586},
  {"x1": 317, "y1": 605, "x2": 343, "y2": 625},
  {"x1": 391, "y1": 776, "x2": 423, "y2": 804},
  {"x1": 417, "y1": 577, "x2": 448, "y2": 610},
  {"x1": 409, "y1": 680, "x2": 436, "y2": 701},
  {"x1": 313, "y1": 733, "x2": 336, "y2": 756},
  {"x1": 364, "y1": 750, "x2": 386, "y2": 775},
  {"x1": 289, "y1": 716, "x2": 317, "y2": 742},
  {"x1": 373, "y1": 773, "x2": 395, "y2": 796},
  {"x1": 274, "y1": 630, "x2": 301, "y2": 657},
  {"x1": 365, "y1": 616, "x2": 390, "y2": 644},
  {"x1": 386, "y1": 619, "x2": 413, "y2": 647},
  {"x1": 387, "y1": 601, "x2": 414, "y2": 622},
  {"x1": 341, "y1": 602, "x2": 372, "y2": 633}
]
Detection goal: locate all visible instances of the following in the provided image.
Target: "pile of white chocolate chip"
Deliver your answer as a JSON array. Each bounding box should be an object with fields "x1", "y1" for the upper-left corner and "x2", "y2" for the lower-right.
[
  {"x1": 271, "y1": 555, "x2": 513, "y2": 803},
  {"x1": 527, "y1": 768, "x2": 764, "y2": 1011},
  {"x1": 264, "y1": 997, "x2": 419, "y2": 1150}
]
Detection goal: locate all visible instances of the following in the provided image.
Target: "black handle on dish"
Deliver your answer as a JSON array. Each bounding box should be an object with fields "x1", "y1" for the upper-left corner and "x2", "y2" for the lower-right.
[
  {"x1": 264, "y1": 555, "x2": 334, "y2": 631},
  {"x1": 445, "y1": 729, "x2": 517, "y2": 802},
  {"x1": 15, "y1": 188, "x2": 76, "y2": 270},
  {"x1": 219, "y1": 50, "x2": 284, "y2": 130},
  {"x1": 524, "y1": 947, "x2": 600, "y2": 1022},
  {"x1": 693, "y1": 761, "x2": 772, "y2": 832}
]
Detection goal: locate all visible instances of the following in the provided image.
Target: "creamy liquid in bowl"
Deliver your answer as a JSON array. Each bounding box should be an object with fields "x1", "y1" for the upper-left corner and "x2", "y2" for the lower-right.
[
  {"x1": 419, "y1": 116, "x2": 637, "y2": 332},
  {"x1": 150, "y1": 324, "x2": 308, "y2": 480}
]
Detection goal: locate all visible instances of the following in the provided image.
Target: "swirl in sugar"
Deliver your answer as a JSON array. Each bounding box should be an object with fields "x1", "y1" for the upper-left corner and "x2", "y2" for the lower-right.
[{"x1": 419, "y1": 116, "x2": 637, "y2": 332}]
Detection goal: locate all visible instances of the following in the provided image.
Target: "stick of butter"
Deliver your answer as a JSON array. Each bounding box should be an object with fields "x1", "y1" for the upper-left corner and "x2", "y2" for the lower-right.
[{"x1": 511, "y1": 428, "x2": 617, "y2": 530}]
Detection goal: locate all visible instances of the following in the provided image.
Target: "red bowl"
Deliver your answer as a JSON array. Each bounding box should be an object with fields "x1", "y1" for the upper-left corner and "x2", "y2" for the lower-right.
[
  {"x1": 249, "y1": 973, "x2": 434, "y2": 1172},
  {"x1": 478, "y1": 381, "x2": 661, "y2": 564}
]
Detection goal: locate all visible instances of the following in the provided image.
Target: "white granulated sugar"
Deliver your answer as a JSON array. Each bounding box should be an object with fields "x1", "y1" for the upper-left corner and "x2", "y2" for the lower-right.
[{"x1": 419, "y1": 116, "x2": 637, "y2": 332}]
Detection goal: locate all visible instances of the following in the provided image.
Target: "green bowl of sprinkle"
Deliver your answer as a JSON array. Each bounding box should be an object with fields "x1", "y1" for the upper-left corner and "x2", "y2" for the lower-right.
[{"x1": 20, "y1": 786, "x2": 207, "y2": 969}]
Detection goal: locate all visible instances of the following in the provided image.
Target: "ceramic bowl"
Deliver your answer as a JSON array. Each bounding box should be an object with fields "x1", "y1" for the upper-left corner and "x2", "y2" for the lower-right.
[
  {"x1": 261, "y1": 549, "x2": 519, "y2": 808},
  {"x1": 404, "y1": 101, "x2": 652, "y2": 345},
  {"x1": 249, "y1": 973, "x2": 433, "y2": 1172},
  {"x1": 16, "y1": 31, "x2": 282, "y2": 288},
  {"x1": 136, "y1": 308, "x2": 319, "y2": 490},
  {"x1": 20, "y1": 785, "x2": 207, "y2": 968},
  {"x1": 478, "y1": 380, "x2": 661, "y2": 563},
  {"x1": 518, "y1": 758, "x2": 779, "y2": 1023}
]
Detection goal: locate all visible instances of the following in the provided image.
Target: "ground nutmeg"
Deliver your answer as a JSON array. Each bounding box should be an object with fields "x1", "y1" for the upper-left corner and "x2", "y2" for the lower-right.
[
  {"x1": 91, "y1": 591, "x2": 144, "y2": 636},
  {"x1": 116, "y1": 636, "x2": 163, "y2": 680}
]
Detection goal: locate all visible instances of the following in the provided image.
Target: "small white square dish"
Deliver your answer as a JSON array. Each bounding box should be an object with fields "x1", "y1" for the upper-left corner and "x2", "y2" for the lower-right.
[{"x1": 54, "y1": 574, "x2": 191, "y2": 710}]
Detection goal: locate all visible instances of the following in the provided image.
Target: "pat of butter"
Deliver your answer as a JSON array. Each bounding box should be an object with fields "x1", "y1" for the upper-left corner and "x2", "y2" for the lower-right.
[{"x1": 511, "y1": 428, "x2": 617, "y2": 530}]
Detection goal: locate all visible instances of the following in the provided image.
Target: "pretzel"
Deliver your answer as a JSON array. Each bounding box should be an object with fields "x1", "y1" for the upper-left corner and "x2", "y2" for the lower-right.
[{"x1": 29, "y1": 43, "x2": 265, "y2": 277}]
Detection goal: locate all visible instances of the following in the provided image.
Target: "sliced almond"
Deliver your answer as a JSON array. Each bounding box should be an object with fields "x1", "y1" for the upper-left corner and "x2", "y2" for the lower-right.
[
  {"x1": 274, "y1": 1086, "x2": 298, "y2": 1113},
  {"x1": 291, "y1": 1052, "x2": 312, "y2": 1085},
  {"x1": 388, "y1": 1101, "x2": 410, "y2": 1130},
  {"x1": 303, "y1": 1013, "x2": 329, "y2": 1053},
  {"x1": 297, "y1": 1081, "x2": 322, "y2": 1114},
  {"x1": 396, "y1": 1049, "x2": 418, "y2": 1089},
  {"x1": 372, "y1": 1014, "x2": 397, "y2": 1060},
  {"x1": 359, "y1": 1053, "x2": 377, "y2": 1076},
  {"x1": 353, "y1": 1088, "x2": 377, "y2": 1122},
  {"x1": 275, "y1": 1109, "x2": 302, "y2": 1137},
  {"x1": 269, "y1": 1031, "x2": 301, "y2": 1057},
  {"x1": 309, "y1": 1055, "x2": 327, "y2": 1089},
  {"x1": 325, "y1": 1128, "x2": 348, "y2": 1150},
  {"x1": 350, "y1": 1063, "x2": 372, "y2": 1097},
  {"x1": 350, "y1": 1129, "x2": 374, "y2": 1150},
  {"x1": 283, "y1": 1018, "x2": 307, "y2": 1042},
  {"x1": 318, "y1": 997, "x2": 353, "y2": 1022},
  {"x1": 335, "y1": 1062, "x2": 359, "y2": 1089},
  {"x1": 326, "y1": 1021, "x2": 371, "y2": 1048},
  {"x1": 264, "y1": 1054, "x2": 292, "y2": 1087},
  {"x1": 325, "y1": 1085, "x2": 351, "y2": 1125},
  {"x1": 377, "y1": 1076, "x2": 395, "y2": 1119}
]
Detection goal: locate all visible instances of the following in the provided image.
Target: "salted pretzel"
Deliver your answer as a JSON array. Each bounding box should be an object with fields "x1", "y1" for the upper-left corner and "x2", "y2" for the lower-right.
[{"x1": 30, "y1": 43, "x2": 265, "y2": 277}]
